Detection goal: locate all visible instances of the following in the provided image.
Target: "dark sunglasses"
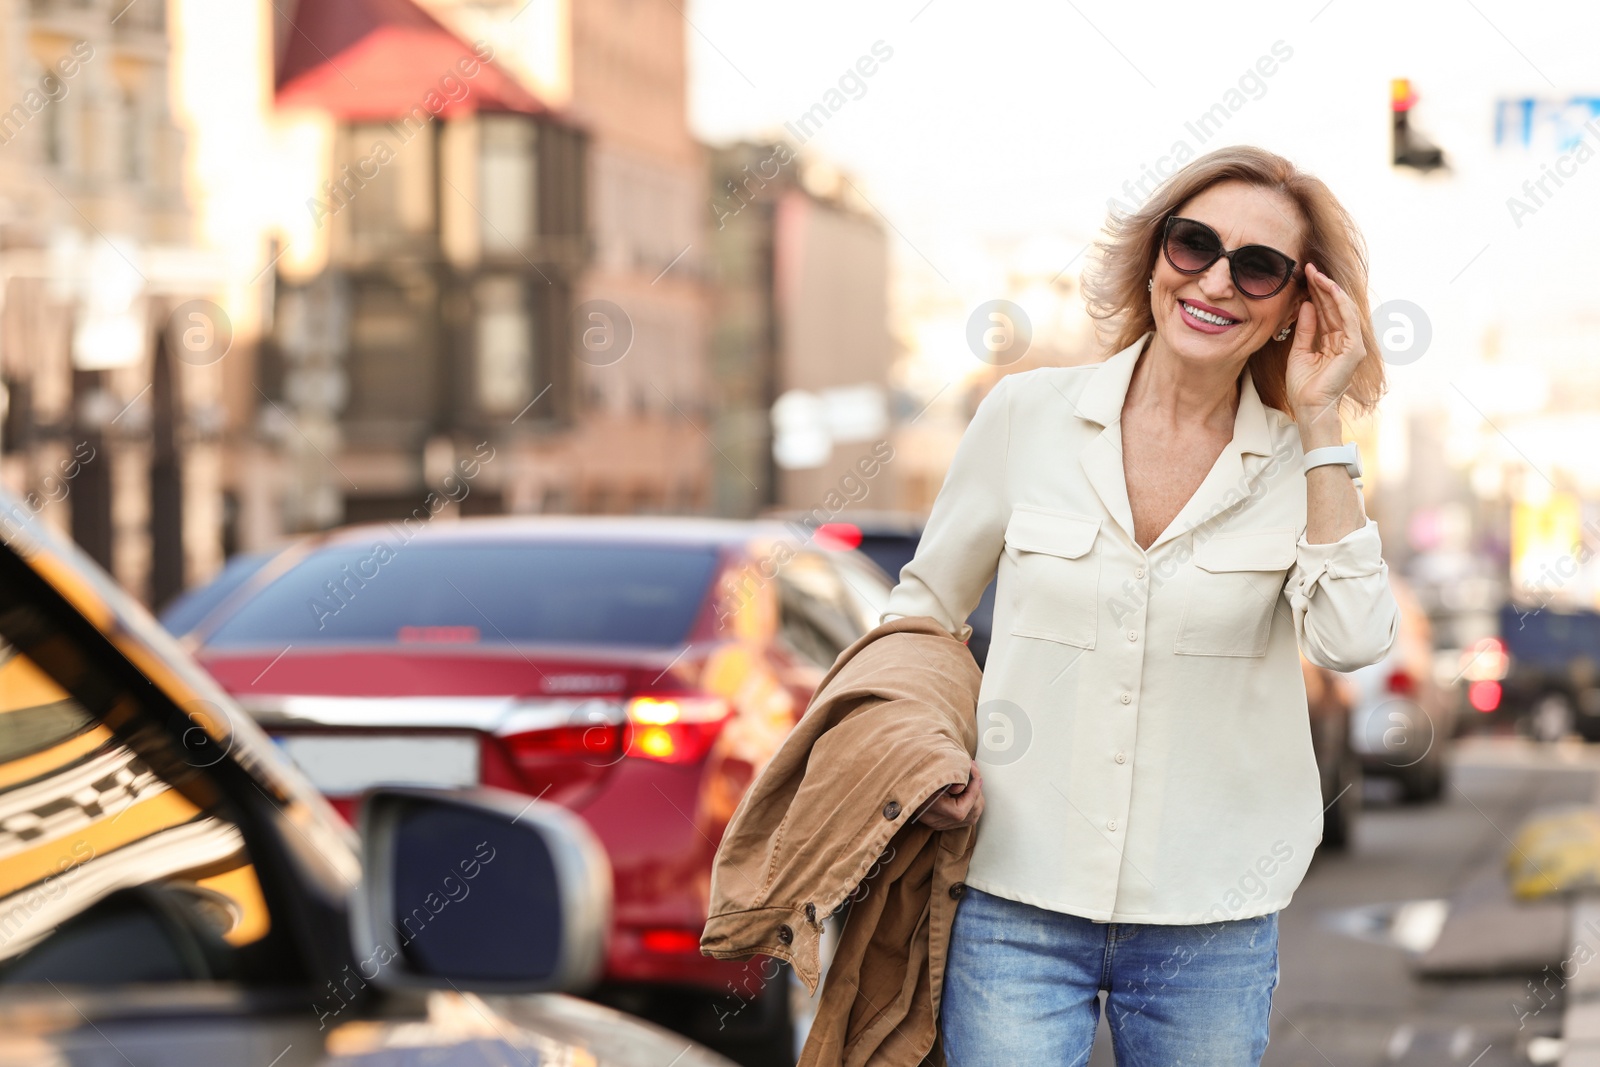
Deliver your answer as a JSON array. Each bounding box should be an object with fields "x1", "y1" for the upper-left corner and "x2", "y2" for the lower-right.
[{"x1": 1161, "y1": 216, "x2": 1298, "y2": 299}]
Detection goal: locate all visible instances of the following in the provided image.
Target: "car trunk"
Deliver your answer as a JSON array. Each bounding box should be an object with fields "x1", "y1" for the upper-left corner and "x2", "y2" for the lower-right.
[{"x1": 201, "y1": 644, "x2": 698, "y2": 821}]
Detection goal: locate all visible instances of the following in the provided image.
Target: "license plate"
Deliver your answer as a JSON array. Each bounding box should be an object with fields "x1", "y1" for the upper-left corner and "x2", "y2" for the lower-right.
[{"x1": 274, "y1": 734, "x2": 479, "y2": 794}]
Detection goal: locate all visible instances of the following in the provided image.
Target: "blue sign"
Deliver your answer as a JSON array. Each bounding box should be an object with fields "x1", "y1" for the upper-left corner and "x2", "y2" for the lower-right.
[{"x1": 1496, "y1": 97, "x2": 1600, "y2": 151}]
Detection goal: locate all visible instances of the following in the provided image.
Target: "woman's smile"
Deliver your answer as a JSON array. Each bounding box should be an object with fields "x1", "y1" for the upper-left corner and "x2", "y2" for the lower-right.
[{"x1": 1176, "y1": 297, "x2": 1242, "y2": 333}]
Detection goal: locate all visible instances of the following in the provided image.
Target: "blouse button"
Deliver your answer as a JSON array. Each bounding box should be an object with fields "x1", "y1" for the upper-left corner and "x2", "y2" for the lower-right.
[
  {"x1": 1127, "y1": 630, "x2": 1138, "y2": 642},
  {"x1": 1115, "y1": 751, "x2": 1127, "y2": 764},
  {"x1": 1135, "y1": 567, "x2": 1146, "y2": 579},
  {"x1": 1107, "y1": 819, "x2": 1118, "y2": 831},
  {"x1": 1120, "y1": 692, "x2": 1131, "y2": 705}
]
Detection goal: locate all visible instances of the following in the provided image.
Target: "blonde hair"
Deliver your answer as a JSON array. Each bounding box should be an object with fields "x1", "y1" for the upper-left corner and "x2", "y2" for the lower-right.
[{"x1": 1081, "y1": 145, "x2": 1385, "y2": 418}]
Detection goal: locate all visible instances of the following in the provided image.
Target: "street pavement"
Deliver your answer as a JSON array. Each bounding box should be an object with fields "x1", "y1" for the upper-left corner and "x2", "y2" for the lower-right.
[{"x1": 1087, "y1": 736, "x2": 1600, "y2": 1066}]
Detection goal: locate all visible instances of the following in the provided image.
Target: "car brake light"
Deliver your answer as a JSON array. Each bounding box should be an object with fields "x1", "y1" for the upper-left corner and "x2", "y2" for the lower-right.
[
  {"x1": 639, "y1": 928, "x2": 704, "y2": 954},
  {"x1": 498, "y1": 721, "x2": 625, "y2": 782},
  {"x1": 815, "y1": 523, "x2": 862, "y2": 550},
  {"x1": 1385, "y1": 669, "x2": 1417, "y2": 696},
  {"x1": 501, "y1": 722, "x2": 623, "y2": 760},
  {"x1": 624, "y1": 695, "x2": 732, "y2": 764},
  {"x1": 1462, "y1": 637, "x2": 1509, "y2": 681},
  {"x1": 494, "y1": 702, "x2": 627, "y2": 787},
  {"x1": 1469, "y1": 680, "x2": 1502, "y2": 712},
  {"x1": 397, "y1": 625, "x2": 481, "y2": 643}
]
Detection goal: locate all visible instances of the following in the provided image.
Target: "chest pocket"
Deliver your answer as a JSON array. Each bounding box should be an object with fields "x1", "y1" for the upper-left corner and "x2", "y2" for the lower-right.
[
  {"x1": 1004, "y1": 507, "x2": 1102, "y2": 649},
  {"x1": 1175, "y1": 526, "x2": 1297, "y2": 657}
]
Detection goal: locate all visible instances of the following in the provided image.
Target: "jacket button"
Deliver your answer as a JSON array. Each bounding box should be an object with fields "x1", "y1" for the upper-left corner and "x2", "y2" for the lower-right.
[
  {"x1": 804, "y1": 902, "x2": 817, "y2": 924},
  {"x1": 883, "y1": 800, "x2": 901, "y2": 819},
  {"x1": 777, "y1": 924, "x2": 793, "y2": 944},
  {"x1": 949, "y1": 881, "x2": 966, "y2": 899}
]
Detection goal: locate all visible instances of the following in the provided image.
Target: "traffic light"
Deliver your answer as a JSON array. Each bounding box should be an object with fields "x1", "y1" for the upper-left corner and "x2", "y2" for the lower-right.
[{"x1": 1392, "y1": 78, "x2": 1447, "y2": 171}]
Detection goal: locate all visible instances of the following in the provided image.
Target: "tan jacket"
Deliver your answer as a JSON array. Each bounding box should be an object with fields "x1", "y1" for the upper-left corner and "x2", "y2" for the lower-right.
[{"x1": 700, "y1": 615, "x2": 982, "y2": 1067}]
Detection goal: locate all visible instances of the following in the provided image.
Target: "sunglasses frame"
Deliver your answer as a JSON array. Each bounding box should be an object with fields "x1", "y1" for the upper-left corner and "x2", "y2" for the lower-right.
[{"x1": 1160, "y1": 215, "x2": 1299, "y2": 300}]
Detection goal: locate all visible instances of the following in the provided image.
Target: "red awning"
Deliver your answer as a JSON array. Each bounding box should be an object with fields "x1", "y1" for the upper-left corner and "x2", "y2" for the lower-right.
[{"x1": 275, "y1": 0, "x2": 552, "y2": 120}]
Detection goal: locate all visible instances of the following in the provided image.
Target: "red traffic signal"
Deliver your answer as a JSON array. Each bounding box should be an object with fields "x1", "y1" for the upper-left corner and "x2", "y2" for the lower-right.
[{"x1": 1392, "y1": 78, "x2": 1446, "y2": 171}]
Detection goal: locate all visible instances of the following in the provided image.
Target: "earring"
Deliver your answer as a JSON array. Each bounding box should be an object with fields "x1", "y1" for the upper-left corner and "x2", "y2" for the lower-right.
[
  {"x1": 1147, "y1": 277, "x2": 1154, "y2": 292},
  {"x1": 1274, "y1": 325, "x2": 1292, "y2": 341}
]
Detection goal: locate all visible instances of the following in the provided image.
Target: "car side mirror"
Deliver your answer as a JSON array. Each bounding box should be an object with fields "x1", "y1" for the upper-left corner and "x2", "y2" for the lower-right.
[{"x1": 350, "y1": 787, "x2": 611, "y2": 993}]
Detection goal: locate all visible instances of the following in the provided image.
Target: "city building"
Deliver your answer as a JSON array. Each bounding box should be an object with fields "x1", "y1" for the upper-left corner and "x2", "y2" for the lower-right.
[
  {"x1": 166, "y1": 0, "x2": 715, "y2": 562},
  {"x1": 0, "y1": 0, "x2": 222, "y2": 607},
  {"x1": 264, "y1": 0, "x2": 589, "y2": 528},
  {"x1": 417, "y1": 0, "x2": 711, "y2": 516},
  {"x1": 706, "y1": 140, "x2": 899, "y2": 518}
]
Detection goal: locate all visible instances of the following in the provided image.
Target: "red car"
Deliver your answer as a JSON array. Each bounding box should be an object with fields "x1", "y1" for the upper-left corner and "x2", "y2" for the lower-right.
[{"x1": 178, "y1": 516, "x2": 892, "y2": 1060}]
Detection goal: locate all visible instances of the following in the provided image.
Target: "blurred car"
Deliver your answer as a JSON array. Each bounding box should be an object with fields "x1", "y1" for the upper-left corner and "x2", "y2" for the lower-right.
[
  {"x1": 1347, "y1": 578, "x2": 1455, "y2": 801},
  {"x1": 1481, "y1": 602, "x2": 1600, "y2": 742},
  {"x1": 1304, "y1": 657, "x2": 1361, "y2": 850},
  {"x1": 0, "y1": 491, "x2": 737, "y2": 1067},
  {"x1": 157, "y1": 547, "x2": 277, "y2": 637},
  {"x1": 764, "y1": 510, "x2": 997, "y2": 665},
  {"x1": 173, "y1": 516, "x2": 895, "y2": 1063}
]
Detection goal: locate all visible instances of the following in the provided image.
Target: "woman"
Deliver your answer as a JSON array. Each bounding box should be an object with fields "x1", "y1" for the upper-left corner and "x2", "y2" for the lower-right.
[{"x1": 883, "y1": 145, "x2": 1399, "y2": 1064}]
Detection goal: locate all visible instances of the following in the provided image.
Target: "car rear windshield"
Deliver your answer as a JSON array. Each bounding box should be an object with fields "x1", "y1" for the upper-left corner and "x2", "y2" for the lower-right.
[{"x1": 201, "y1": 541, "x2": 721, "y2": 648}]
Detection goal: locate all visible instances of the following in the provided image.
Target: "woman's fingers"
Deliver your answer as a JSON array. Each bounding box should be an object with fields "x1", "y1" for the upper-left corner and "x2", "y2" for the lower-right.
[
  {"x1": 1289, "y1": 265, "x2": 1365, "y2": 417},
  {"x1": 1288, "y1": 297, "x2": 1318, "y2": 358},
  {"x1": 1308, "y1": 265, "x2": 1339, "y2": 330},
  {"x1": 927, "y1": 771, "x2": 984, "y2": 828},
  {"x1": 1305, "y1": 265, "x2": 1341, "y2": 345},
  {"x1": 917, "y1": 762, "x2": 986, "y2": 829},
  {"x1": 1308, "y1": 264, "x2": 1359, "y2": 357},
  {"x1": 955, "y1": 773, "x2": 983, "y2": 824},
  {"x1": 947, "y1": 783, "x2": 979, "y2": 819},
  {"x1": 1327, "y1": 278, "x2": 1365, "y2": 354}
]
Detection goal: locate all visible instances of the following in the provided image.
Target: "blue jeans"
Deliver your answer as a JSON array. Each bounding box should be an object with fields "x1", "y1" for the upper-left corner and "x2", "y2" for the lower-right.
[{"x1": 940, "y1": 887, "x2": 1279, "y2": 1066}]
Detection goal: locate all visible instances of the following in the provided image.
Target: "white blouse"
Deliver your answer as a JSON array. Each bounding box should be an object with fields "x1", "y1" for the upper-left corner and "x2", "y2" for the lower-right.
[{"x1": 882, "y1": 333, "x2": 1399, "y2": 924}]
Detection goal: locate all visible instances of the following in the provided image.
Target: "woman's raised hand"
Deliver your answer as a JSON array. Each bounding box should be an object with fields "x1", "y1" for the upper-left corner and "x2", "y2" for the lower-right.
[{"x1": 1284, "y1": 262, "x2": 1367, "y2": 432}]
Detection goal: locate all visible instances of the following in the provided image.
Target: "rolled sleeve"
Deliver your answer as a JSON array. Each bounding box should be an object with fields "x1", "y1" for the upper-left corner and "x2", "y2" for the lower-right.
[
  {"x1": 1285, "y1": 517, "x2": 1400, "y2": 672},
  {"x1": 882, "y1": 376, "x2": 1013, "y2": 643}
]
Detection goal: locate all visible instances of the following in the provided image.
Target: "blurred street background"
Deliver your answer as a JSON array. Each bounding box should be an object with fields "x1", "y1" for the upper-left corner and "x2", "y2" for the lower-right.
[
  {"x1": 5, "y1": 0, "x2": 1600, "y2": 1064},
  {"x1": 0, "y1": 0, "x2": 1580, "y2": 640}
]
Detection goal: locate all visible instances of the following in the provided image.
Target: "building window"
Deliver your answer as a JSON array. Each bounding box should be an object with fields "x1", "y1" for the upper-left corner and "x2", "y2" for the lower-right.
[
  {"x1": 122, "y1": 89, "x2": 144, "y2": 183},
  {"x1": 346, "y1": 282, "x2": 433, "y2": 425},
  {"x1": 342, "y1": 122, "x2": 434, "y2": 246},
  {"x1": 474, "y1": 275, "x2": 533, "y2": 415},
  {"x1": 479, "y1": 115, "x2": 537, "y2": 254},
  {"x1": 592, "y1": 147, "x2": 696, "y2": 276},
  {"x1": 43, "y1": 96, "x2": 66, "y2": 169}
]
